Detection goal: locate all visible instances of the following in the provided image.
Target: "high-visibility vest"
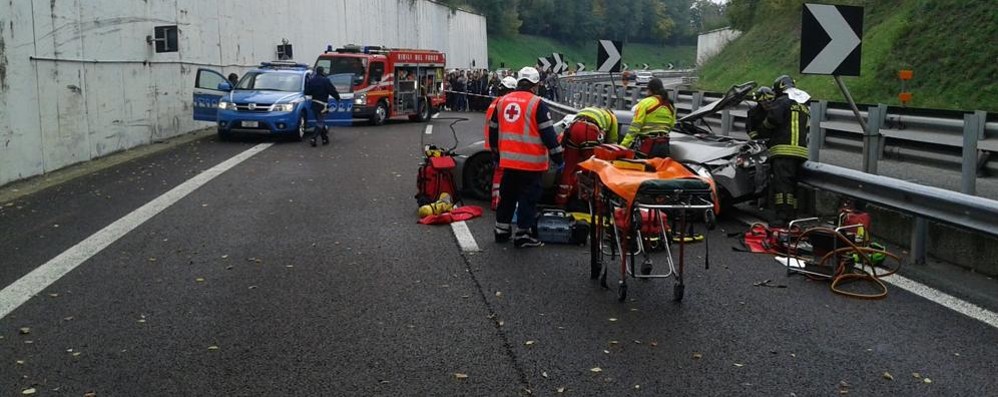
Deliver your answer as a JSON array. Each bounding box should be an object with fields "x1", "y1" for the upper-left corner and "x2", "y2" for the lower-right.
[
  {"x1": 484, "y1": 97, "x2": 501, "y2": 150},
  {"x1": 497, "y1": 91, "x2": 548, "y2": 171},
  {"x1": 576, "y1": 107, "x2": 619, "y2": 144}
]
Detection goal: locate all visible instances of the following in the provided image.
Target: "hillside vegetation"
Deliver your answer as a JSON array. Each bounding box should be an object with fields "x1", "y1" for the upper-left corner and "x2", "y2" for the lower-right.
[
  {"x1": 698, "y1": 0, "x2": 998, "y2": 112},
  {"x1": 489, "y1": 34, "x2": 697, "y2": 72}
]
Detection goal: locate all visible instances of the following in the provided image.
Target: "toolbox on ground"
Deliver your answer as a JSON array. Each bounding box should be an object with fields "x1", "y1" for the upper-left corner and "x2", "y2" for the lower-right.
[{"x1": 537, "y1": 209, "x2": 589, "y2": 245}]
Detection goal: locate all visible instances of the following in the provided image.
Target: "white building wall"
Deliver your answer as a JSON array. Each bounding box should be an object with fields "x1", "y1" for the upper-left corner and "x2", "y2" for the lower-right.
[
  {"x1": 0, "y1": 0, "x2": 488, "y2": 186},
  {"x1": 696, "y1": 27, "x2": 742, "y2": 67}
]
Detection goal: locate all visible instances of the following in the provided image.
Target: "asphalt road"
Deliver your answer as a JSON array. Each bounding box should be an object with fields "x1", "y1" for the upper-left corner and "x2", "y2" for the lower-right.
[{"x1": 2, "y1": 112, "x2": 998, "y2": 396}]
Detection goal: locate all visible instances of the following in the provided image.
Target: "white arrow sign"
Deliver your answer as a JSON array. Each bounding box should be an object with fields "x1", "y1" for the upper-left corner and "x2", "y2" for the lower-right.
[
  {"x1": 576, "y1": 62, "x2": 586, "y2": 72},
  {"x1": 801, "y1": 4, "x2": 862, "y2": 74},
  {"x1": 641, "y1": 63, "x2": 649, "y2": 70},
  {"x1": 537, "y1": 57, "x2": 551, "y2": 72},
  {"x1": 597, "y1": 40, "x2": 621, "y2": 72},
  {"x1": 667, "y1": 62, "x2": 675, "y2": 70},
  {"x1": 551, "y1": 53, "x2": 567, "y2": 74}
]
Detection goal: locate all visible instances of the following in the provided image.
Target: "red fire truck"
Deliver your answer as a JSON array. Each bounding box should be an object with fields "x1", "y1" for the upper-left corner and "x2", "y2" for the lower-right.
[{"x1": 314, "y1": 45, "x2": 446, "y2": 125}]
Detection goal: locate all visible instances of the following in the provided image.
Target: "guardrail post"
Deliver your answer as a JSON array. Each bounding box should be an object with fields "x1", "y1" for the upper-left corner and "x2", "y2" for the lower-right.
[
  {"x1": 617, "y1": 86, "x2": 627, "y2": 110},
  {"x1": 809, "y1": 101, "x2": 826, "y2": 161},
  {"x1": 631, "y1": 86, "x2": 640, "y2": 109},
  {"x1": 691, "y1": 91, "x2": 703, "y2": 111},
  {"x1": 962, "y1": 111, "x2": 983, "y2": 195},
  {"x1": 721, "y1": 110, "x2": 732, "y2": 136},
  {"x1": 910, "y1": 217, "x2": 927, "y2": 265},
  {"x1": 862, "y1": 104, "x2": 886, "y2": 174}
]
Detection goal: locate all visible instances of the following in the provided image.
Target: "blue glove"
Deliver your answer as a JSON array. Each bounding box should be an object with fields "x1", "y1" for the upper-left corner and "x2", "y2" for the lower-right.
[{"x1": 555, "y1": 162, "x2": 565, "y2": 174}]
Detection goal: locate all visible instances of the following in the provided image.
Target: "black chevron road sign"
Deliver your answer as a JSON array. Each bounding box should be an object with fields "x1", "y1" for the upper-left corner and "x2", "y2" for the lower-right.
[{"x1": 800, "y1": 3, "x2": 863, "y2": 76}]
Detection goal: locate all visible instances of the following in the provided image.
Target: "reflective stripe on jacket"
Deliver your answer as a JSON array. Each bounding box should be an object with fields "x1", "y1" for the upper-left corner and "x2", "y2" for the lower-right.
[
  {"x1": 575, "y1": 107, "x2": 619, "y2": 144},
  {"x1": 484, "y1": 97, "x2": 501, "y2": 150},
  {"x1": 497, "y1": 91, "x2": 549, "y2": 171},
  {"x1": 762, "y1": 96, "x2": 810, "y2": 159},
  {"x1": 622, "y1": 95, "x2": 676, "y2": 147}
]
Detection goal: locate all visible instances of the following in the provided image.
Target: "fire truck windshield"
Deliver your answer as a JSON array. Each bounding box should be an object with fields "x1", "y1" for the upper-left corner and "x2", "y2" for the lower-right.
[{"x1": 316, "y1": 57, "x2": 366, "y2": 80}]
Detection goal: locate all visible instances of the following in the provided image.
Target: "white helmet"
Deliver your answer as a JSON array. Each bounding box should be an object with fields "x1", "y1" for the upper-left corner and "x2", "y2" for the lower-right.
[
  {"x1": 517, "y1": 66, "x2": 541, "y2": 84},
  {"x1": 501, "y1": 76, "x2": 517, "y2": 89}
]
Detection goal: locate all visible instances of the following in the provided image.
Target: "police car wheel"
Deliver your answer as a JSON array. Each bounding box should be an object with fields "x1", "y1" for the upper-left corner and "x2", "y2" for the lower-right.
[
  {"x1": 370, "y1": 101, "x2": 388, "y2": 126},
  {"x1": 293, "y1": 113, "x2": 306, "y2": 141}
]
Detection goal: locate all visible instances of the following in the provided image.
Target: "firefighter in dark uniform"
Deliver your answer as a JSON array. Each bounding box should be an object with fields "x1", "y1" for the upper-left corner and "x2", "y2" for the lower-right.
[{"x1": 754, "y1": 75, "x2": 809, "y2": 227}]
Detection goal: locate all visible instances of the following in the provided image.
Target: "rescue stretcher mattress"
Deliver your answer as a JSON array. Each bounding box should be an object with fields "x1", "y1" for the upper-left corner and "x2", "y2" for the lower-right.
[{"x1": 578, "y1": 157, "x2": 717, "y2": 209}]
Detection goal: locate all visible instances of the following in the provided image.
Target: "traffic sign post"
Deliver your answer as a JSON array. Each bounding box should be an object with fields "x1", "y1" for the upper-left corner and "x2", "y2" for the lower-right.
[
  {"x1": 801, "y1": 3, "x2": 869, "y2": 170},
  {"x1": 597, "y1": 39, "x2": 624, "y2": 108}
]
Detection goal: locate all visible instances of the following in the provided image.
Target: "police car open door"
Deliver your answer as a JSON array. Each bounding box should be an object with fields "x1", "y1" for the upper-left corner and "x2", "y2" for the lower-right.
[{"x1": 193, "y1": 68, "x2": 229, "y2": 121}]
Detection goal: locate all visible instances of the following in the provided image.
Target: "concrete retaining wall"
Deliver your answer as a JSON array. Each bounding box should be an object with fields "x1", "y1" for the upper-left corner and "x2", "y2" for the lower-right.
[
  {"x1": 0, "y1": 0, "x2": 488, "y2": 186},
  {"x1": 696, "y1": 27, "x2": 741, "y2": 67}
]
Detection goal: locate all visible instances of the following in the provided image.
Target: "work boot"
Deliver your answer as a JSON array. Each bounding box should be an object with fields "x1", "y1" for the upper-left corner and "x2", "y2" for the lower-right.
[
  {"x1": 494, "y1": 224, "x2": 512, "y2": 243},
  {"x1": 514, "y1": 233, "x2": 544, "y2": 248},
  {"x1": 321, "y1": 135, "x2": 330, "y2": 145},
  {"x1": 309, "y1": 137, "x2": 317, "y2": 147}
]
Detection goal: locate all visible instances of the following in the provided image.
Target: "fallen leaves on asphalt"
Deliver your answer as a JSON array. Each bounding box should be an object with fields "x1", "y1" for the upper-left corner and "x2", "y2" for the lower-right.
[
  {"x1": 923, "y1": 378, "x2": 933, "y2": 384},
  {"x1": 207, "y1": 345, "x2": 219, "y2": 351},
  {"x1": 195, "y1": 277, "x2": 205, "y2": 283},
  {"x1": 883, "y1": 372, "x2": 894, "y2": 381},
  {"x1": 608, "y1": 318, "x2": 618, "y2": 322},
  {"x1": 590, "y1": 367, "x2": 602, "y2": 373},
  {"x1": 19, "y1": 327, "x2": 30, "y2": 335},
  {"x1": 733, "y1": 363, "x2": 744, "y2": 367},
  {"x1": 21, "y1": 388, "x2": 36, "y2": 395},
  {"x1": 454, "y1": 373, "x2": 469, "y2": 380},
  {"x1": 542, "y1": 372, "x2": 548, "y2": 378},
  {"x1": 557, "y1": 387, "x2": 565, "y2": 393},
  {"x1": 912, "y1": 372, "x2": 922, "y2": 379},
  {"x1": 525, "y1": 340, "x2": 536, "y2": 346}
]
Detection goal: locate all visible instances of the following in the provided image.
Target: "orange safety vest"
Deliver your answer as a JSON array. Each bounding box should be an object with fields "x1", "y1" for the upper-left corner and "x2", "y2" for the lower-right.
[
  {"x1": 484, "y1": 97, "x2": 501, "y2": 150},
  {"x1": 497, "y1": 91, "x2": 548, "y2": 172}
]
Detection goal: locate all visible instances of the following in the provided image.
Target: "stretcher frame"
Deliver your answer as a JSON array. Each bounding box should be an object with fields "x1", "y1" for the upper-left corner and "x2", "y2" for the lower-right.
[{"x1": 581, "y1": 171, "x2": 715, "y2": 302}]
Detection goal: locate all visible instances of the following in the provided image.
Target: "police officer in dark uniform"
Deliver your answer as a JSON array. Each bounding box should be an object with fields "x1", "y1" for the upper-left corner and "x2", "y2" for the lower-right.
[
  {"x1": 304, "y1": 66, "x2": 341, "y2": 147},
  {"x1": 754, "y1": 75, "x2": 809, "y2": 227}
]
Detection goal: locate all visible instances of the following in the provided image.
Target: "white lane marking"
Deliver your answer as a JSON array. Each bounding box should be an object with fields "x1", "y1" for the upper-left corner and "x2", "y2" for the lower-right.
[
  {"x1": 736, "y1": 211, "x2": 998, "y2": 330},
  {"x1": 0, "y1": 143, "x2": 273, "y2": 320},
  {"x1": 432, "y1": 112, "x2": 440, "y2": 119},
  {"x1": 425, "y1": 125, "x2": 433, "y2": 135},
  {"x1": 880, "y1": 273, "x2": 998, "y2": 329},
  {"x1": 451, "y1": 220, "x2": 481, "y2": 252}
]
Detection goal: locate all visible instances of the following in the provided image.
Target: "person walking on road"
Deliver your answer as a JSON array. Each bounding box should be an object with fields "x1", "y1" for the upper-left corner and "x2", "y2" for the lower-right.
[
  {"x1": 489, "y1": 67, "x2": 564, "y2": 248},
  {"x1": 620, "y1": 78, "x2": 676, "y2": 158},
  {"x1": 755, "y1": 75, "x2": 810, "y2": 227},
  {"x1": 554, "y1": 107, "x2": 619, "y2": 207},
  {"x1": 304, "y1": 66, "x2": 341, "y2": 147}
]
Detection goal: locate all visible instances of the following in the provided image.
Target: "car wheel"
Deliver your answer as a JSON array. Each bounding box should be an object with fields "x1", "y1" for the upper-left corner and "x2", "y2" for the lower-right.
[
  {"x1": 370, "y1": 101, "x2": 388, "y2": 126},
  {"x1": 464, "y1": 153, "x2": 494, "y2": 200},
  {"x1": 292, "y1": 112, "x2": 306, "y2": 142}
]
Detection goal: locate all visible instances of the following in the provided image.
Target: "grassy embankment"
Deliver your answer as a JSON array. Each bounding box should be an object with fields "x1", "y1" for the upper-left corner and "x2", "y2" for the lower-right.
[
  {"x1": 488, "y1": 33, "x2": 696, "y2": 72},
  {"x1": 697, "y1": 0, "x2": 998, "y2": 111}
]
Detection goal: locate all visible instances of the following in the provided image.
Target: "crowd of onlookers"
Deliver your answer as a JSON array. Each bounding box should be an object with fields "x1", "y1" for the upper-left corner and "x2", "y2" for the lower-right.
[{"x1": 443, "y1": 68, "x2": 564, "y2": 111}]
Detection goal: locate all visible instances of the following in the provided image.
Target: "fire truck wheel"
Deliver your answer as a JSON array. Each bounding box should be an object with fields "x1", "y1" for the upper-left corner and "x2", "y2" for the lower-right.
[
  {"x1": 409, "y1": 97, "x2": 430, "y2": 122},
  {"x1": 370, "y1": 101, "x2": 388, "y2": 126}
]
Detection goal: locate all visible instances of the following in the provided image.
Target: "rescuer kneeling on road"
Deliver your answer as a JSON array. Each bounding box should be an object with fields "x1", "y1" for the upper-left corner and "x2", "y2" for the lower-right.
[
  {"x1": 554, "y1": 106, "x2": 619, "y2": 208},
  {"x1": 621, "y1": 78, "x2": 676, "y2": 158},
  {"x1": 489, "y1": 67, "x2": 564, "y2": 248},
  {"x1": 305, "y1": 66, "x2": 341, "y2": 147},
  {"x1": 755, "y1": 75, "x2": 810, "y2": 227}
]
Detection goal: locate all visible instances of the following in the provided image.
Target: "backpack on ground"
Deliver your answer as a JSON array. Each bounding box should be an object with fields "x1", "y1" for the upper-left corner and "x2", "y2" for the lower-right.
[{"x1": 415, "y1": 145, "x2": 458, "y2": 206}]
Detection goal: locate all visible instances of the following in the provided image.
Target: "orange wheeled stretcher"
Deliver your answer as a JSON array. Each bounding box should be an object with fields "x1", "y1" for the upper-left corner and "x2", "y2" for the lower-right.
[{"x1": 578, "y1": 157, "x2": 719, "y2": 302}]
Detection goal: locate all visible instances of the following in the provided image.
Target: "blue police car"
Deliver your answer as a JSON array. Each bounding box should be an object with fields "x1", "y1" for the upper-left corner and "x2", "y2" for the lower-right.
[{"x1": 193, "y1": 61, "x2": 351, "y2": 141}]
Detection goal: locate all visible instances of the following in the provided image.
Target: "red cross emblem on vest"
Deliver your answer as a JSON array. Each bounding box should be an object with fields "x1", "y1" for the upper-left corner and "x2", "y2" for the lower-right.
[{"x1": 503, "y1": 103, "x2": 522, "y2": 123}]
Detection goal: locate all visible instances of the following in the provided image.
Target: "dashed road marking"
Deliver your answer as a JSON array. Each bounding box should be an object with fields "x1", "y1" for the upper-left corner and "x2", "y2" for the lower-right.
[
  {"x1": 432, "y1": 112, "x2": 440, "y2": 119},
  {"x1": 451, "y1": 220, "x2": 481, "y2": 252},
  {"x1": 0, "y1": 143, "x2": 273, "y2": 320},
  {"x1": 425, "y1": 125, "x2": 433, "y2": 135}
]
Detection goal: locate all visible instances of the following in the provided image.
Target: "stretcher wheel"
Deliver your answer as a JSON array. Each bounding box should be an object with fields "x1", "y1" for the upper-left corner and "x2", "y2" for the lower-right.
[
  {"x1": 673, "y1": 283, "x2": 685, "y2": 302},
  {"x1": 617, "y1": 283, "x2": 628, "y2": 302}
]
